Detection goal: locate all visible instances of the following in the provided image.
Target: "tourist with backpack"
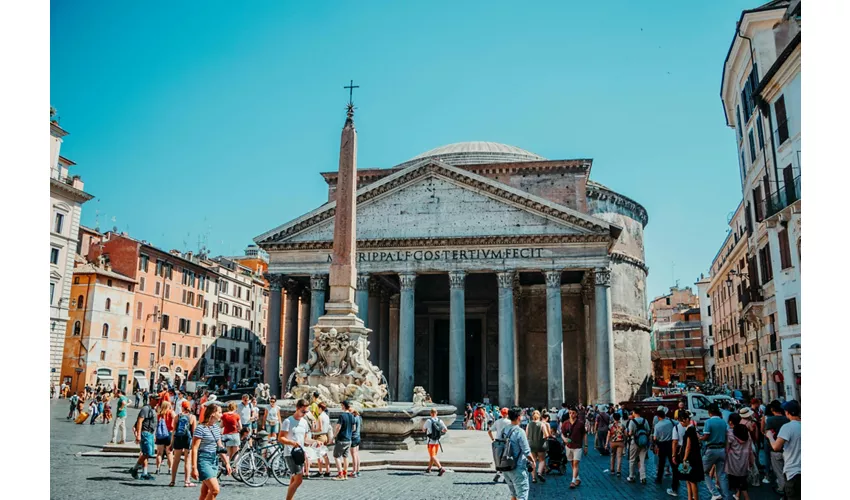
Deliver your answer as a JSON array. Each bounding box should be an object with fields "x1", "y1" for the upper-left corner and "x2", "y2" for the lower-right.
[
  {"x1": 169, "y1": 401, "x2": 197, "y2": 487},
  {"x1": 67, "y1": 392, "x2": 80, "y2": 420},
  {"x1": 154, "y1": 401, "x2": 175, "y2": 474},
  {"x1": 700, "y1": 404, "x2": 731, "y2": 500},
  {"x1": 493, "y1": 407, "x2": 533, "y2": 500},
  {"x1": 560, "y1": 406, "x2": 588, "y2": 489},
  {"x1": 423, "y1": 407, "x2": 447, "y2": 476},
  {"x1": 626, "y1": 408, "x2": 650, "y2": 484},
  {"x1": 606, "y1": 413, "x2": 626, "y2": 477}
]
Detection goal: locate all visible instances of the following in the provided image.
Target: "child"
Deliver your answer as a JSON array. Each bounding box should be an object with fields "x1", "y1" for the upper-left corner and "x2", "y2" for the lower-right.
[{"x1": 103, "y1": 395, "x2": 113, "y2": 424}]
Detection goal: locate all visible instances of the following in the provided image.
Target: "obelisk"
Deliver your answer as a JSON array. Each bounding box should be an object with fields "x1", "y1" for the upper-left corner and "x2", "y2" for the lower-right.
[{"x1": 290, "y1": 98, "x2": 387, "y2": 407}]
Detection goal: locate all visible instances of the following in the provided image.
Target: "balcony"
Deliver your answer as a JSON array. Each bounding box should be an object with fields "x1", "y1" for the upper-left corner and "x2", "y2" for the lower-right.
[{"x1": 766, "y1": 175, "x2": 800, "y2": 219}]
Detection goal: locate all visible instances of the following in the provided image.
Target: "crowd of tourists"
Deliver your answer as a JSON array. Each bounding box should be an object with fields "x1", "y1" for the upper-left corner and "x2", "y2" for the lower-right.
[{"x1": 462, "y1": 397, "x2": 800, "y2": 500}]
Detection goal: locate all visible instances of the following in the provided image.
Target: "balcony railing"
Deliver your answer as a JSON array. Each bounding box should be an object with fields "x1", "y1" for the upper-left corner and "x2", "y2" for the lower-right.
[
  {"x1": 740, "y1": 285, "x2": 763, "y2": 308},
  {"x1": 766, "y1": 175, "x2": 800, "y2": 218}
]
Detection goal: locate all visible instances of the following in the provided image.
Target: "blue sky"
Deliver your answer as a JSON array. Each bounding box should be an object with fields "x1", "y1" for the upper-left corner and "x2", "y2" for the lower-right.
[{"x1": 50, "y1": 0, "x2": 755, "y2": 302}]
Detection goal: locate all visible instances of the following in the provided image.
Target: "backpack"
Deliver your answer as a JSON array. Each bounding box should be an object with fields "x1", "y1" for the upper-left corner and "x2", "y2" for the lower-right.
[
  {"x1": 427, "y1": 418, "x2": 443, "y2": 442},
  {"x1": 155, "y1": 415, "x2": 170, "y2": 440},
  {"x1": 633, "y1": 418, "x2": 650, "y2": 449},
  {"x1": 175, "y1": 414, "x2": 190, "y2": 438},
  {"x1": 492, "y1": 426, "x2": 518, "y2": 472}
]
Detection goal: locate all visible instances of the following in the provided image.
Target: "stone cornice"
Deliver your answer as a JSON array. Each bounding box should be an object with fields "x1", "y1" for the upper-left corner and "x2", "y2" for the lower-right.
[
  {"x1": 50, "y1": 177, "x2": 94, "y2": 203},
  {"x1": 610, "y1": 252, "x2": 649, "y2": 275},
  {"x1": 260, "y1": 162, "x2": 609, "y2": 245},
  {"x1": 263, "y1": 233, "x2": 611, "y2": 251},
  {"x1": 612, "y1": 315, "x2": 652, "y2": 333},
  {"x1": 586, "y1": 183, "x2": 649, "y2": 227}
]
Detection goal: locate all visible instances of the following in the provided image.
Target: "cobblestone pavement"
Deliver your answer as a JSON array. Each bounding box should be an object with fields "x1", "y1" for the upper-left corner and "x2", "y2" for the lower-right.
[{"x1": 51, "y1": 400, "x2": 781, "y2": 499}]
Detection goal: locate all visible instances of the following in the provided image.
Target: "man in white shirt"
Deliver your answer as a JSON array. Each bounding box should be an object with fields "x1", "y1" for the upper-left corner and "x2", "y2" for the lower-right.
[
  {"x1": 279, "y1": 399, "x2": 313, "y2": 500},
  {"x1": 766, "y1": 400, "x2": 801, "y2": 500},
  {"x1": 487, "y1": 408, "x2": 511, "y2": 483},
  {"x1": 236, "y1": 394, "x2": 253, "y2": 428}
]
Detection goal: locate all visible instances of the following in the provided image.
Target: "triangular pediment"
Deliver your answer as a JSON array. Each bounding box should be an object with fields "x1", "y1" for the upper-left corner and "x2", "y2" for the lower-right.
[{"x1": 256, "y1": 160, "x2": 615, "y2": 246}]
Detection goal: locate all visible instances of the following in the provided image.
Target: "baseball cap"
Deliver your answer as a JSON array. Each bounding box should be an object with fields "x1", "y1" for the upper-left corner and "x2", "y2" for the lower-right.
[
  {"x1": 782, "y1": 400, "x2": 801, "y2": 416},
  {"x1": 181, "y1": 401, "x2": 191, "y2": 410},
  {"x1": 500, "y1": 407, "x2": 509, "y2": 417}
]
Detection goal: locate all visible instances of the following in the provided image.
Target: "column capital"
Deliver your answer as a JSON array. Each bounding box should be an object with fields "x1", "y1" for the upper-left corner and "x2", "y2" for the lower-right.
[
  {"x1": 368, "y1": 279, "x2": 382, "y2": 297},
  {"x1": 594, "y1": 268, "x2": 612, "y2": 287},
  {"x1": 264, "y1": 273, "x2": 286, "y2": 291},
  {"x1": 544, "y1": 270, "x2": 562, "y2": 288},
  {"x1": 283, "y1": 279, "x2": 301, "y2": 295},
  {"x1": 448, "y1": 270, "x2": 466, "y2": 289},
  {"x1": 398, "y1": 272, "x2": 416, "y2": 290},
  {"x1": 310, "y1": 274, "x2": 327, "y2": 291},
  {"x1": 496, "y1": 271, "x2": 515, "y2": 289},
  {"x1": 356, "y1": 273, "x2": 370, "y2": 291}
]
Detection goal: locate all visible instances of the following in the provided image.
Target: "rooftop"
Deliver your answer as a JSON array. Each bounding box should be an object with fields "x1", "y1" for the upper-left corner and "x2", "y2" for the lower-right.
[{"x1": 392, "y1": 141, "x2": 546, "y2": 170}]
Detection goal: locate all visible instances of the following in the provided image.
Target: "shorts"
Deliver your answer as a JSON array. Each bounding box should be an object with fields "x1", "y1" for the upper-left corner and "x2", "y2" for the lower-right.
[
  {"x1": 173, "y1": 434, "x2": 191, "y2": 450},
  {"x1": 155, "y1": 433, "x2": 172, "y2": 446},
  {"x1": 266, "y1": 421, "x2": 279, "y2": 434},
  {"x1": 565, "y1": 447, "x2": 583, "y2": 462},
  {"x1": 222, "y1": 433, "x2": 240, "y2": 448},
  {"x1": 351, "y1": 437, "x2": 361, "y2": 448},
  {"x1": 284, "y1": 455, "x2": 304, "y2": 476},
  {"x1": 427, "y1": 444, "x2": 440, "y2": 458},
  {"x1": 502, "y1": 466, "x2": 530, "y2": 500},
  {"x1": 197, "y1": 451, "x2": 219, "y2": 481},
  {"x1": 333, "y1": 440, "x2": 351, "y2": 458},
  {"x1": 728, "y1": 474, "x2": 749, "y2": 491},
  {"x1": 139, "y1": 432, "x2": 156, "y2": 458}
]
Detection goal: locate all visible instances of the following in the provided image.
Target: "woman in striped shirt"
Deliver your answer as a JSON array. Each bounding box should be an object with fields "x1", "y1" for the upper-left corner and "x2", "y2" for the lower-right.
[{"x1": 191, "y1": 403, "x2": 231, "y2": 500}]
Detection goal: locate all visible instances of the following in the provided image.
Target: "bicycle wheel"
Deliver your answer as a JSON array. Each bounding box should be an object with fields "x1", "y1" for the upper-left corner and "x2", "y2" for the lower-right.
[
  {"x1": 235, "y1": 451, "x2": 270, "y2": 487},
  {"x1": 269, "y1": 451, "x2": 291, "y2": 486}
]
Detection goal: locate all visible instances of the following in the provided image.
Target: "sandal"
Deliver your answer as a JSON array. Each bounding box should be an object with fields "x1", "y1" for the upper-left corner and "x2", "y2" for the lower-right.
[
  {"x1": 532, "y1": 477, "x2": 537, "y2": 483},
  {"x1": 184, "y1": 482, "x2": 196, "y2": 487},
  {"x1": 168, "y1": 482, "x2": 175, "y2": 487},
  {"x1": 569, "y1": 481, "x2": 577, "y2": 488}
]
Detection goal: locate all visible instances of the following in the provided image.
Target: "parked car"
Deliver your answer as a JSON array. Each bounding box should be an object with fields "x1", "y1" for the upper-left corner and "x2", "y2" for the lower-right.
[
  {"x1": 624, "y1": 392, "x2": 713, "y2": 427},
  {"x1": 707, "y1": 394, "x2": 738, "y2": 407}
]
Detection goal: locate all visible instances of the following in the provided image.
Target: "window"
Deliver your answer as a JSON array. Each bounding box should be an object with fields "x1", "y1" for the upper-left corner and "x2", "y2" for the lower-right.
[
  {"x1": 102, "y1": 324, "x2": 109, "y2": 338},
  {"x1": 150, "y1": 353, "x2": 155, "y2": 366},
  {"x1": 769, "y1": 314, "x2": 778, "y2": 351},
  {"x1": 171, "y1": 343, "x2": 177, "y2": 356},
  {"x1": 155, "y1": 282, "x2": 161, "y2": 296},
  {"x1": 244, "y1": 349, "x2": 250, "y2": 364},
  {"x1": 50, "y1": 247, "x2": 60, "y2": 265},
  {"x1": 756, "y1": 115, "x2": 765, "y2": 150},
  {"x1": 73, "y1": 321, "x2": 81, "y2": 336},
  {"x1": 105, "y1": 298, "x2": 111, "y2": 311},
  {"x1": 135, "y1": 328, "x2": 141, "y2": 343},
  {"x1": 124, "y1": 302, "x2": 130, "y2": 315},
  {"x1": 193, "y1": 347, "x2": 199, "y2": 359},
  {"x1": 196, "y1": 321, "x2": 200, "y2": 336},
  {"x1": 156, "y1": 260, "x2": 164, "y2": 277},
  {"x1": 136, "y1": 302, "x2": 143, "y2": 320},
  {"x1": 779, "y1": 228, "x2": 793, "y2": 269},
  {"x1": 100, "y1": 351, "x2": 106, "y2": 361},
  {"x1": 759, "y1": 244, "x2": 774, "y2": 284},
  {"x1": 162, "y1": 314, "x2": 170, "y2": 330},
  {"x1": 202, "y1": 323, "x2": 208, "y2": 336},
  {"x1": 122, "y1": 327, "x2": 128, "y2": 340},
  {"x1": 665, "y1": 297, "x2": 670, "y2": 306},
  {"x1": 139, "y1": 254, "x2": 149, "y2": 273},
  {"x1": 182, "y1": 289, "x2": 187, "y2": 303},
  {"x1": 150, "y1": 330, "x2": 156, "y2": 345},
  {"x1": 775, "y1": 95, "x2": 789, "y2": 144},
  {"x1": 178, "y1": 345, "x2": 183, "y2": 358},
  {"x1": 221, "y1": 325, "x2": 228, "y2": 337},
  {"x1": 139, "y1": 277, "x2": 146, "y2": 292},
  {"x1": 785, "y1": 298, "x2": 799, "y2": 325},
  {"x1": 707, "y1": 305, "x2": 711, "y2": 317},
  {"x1": 736, "y1": 106, "x2": 744, "y2": 140},
  {"x1": 748, "y1": 129, "x2": 757, "y2": 164},
  {"x1": 77, "y1": 294, "x2": 84, "y2": 309},
  {"x1": 753, "y1": 186, "x2": 764, "y2": 222},
  {"x1": 164, "y1": 284, "x2": 170, "y2": 299},
  {"x1": 54, "y1": 213, "x2": 65, "y2": 234},
  {"x1": 160, "y1": 342, "x2": 166, "y2": 357},
  {"x1": 708, "y1": 325, "x2": 713, "y2": 336},
  {"x1": 133, "y1": 351, "x2": 139, "y2": 367}
]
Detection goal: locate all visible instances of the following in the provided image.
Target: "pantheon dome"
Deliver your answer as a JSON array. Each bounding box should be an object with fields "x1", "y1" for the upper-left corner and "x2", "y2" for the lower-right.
[{"x1": 393, "y1": 141, "x2": 547, "y2": 169}]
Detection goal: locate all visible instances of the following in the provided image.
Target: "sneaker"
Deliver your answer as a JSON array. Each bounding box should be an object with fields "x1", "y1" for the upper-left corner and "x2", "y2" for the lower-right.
[
  {"x1": 617, "y1": 471, "x2": 621, "y2": 477},
  {"x1": 627, "y1": 477, "x2": 635, "y2": 483},
  {"x1": 640, "y1": 478, "x2": 647, "y2": 485},
  {"x1": 140, "y1": 474, "x2": 155, "y2": 480},
  {"x1": 424, "y1": 469, "x2": 431, "y2": 474},
  {"x1": 129, "y1": 467, "x2": 139, "y2": 479},
  {"x1": 762, "y1": 478, "x2": 771, "y2": 484},
  {"x1": 323, "y1": 472, "x2": 331, "y2": 478},
  {"x1": 438, "y1": 468, "x2": 446, "y2": 477},
  {"x1": 710, "y1": 495, "x2": 723, "y2": 500},
  {"x1": 493, "y1": 473, "x2": 500, "y2": 482},
  {"x1": 667, "y1": 488, "x2": 678, "y2": 497}
]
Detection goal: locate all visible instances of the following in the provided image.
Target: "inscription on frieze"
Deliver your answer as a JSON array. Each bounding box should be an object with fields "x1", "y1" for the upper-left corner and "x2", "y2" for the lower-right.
[{"x1": 327, "y1": 248, "x2": 545, "y2": 263}]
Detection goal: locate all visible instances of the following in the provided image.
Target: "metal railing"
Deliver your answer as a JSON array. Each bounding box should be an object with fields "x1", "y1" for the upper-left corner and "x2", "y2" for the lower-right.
[{"x1": 766, "y1": 175, "x2": 800, "y2": 218}]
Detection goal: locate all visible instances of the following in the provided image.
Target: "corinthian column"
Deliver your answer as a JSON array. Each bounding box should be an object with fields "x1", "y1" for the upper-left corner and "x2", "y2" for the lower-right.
[
  {"x1": 355, "y1": 273, "x2": 369, "y2": 324},
  {"x1": 497, "y1": 271, "x2": 517, "y2": 407},
  {"x1": 594, "y1": 267, "x2": 615, "y2": 404},
  {"x1": 398, "y1": 272, "x2": 416, "y2": 401},
  {"x1": 449, "y1": 270, "x2": 466, "y2": 413},
  {"x1": 263, "y1": 273, "x2": 285, "y2": 397},
  {"x1": 298, "y1": 287, "x2": 311, "y2": 366},
  {"x1": 282, "y1": 280, "x2": 300, "y2": 392},
  {"x1": 545, "y1": 270, "x2": 565, "y2": 409}
]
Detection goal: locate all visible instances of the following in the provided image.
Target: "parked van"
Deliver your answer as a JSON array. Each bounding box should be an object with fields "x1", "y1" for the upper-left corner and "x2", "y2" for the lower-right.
[{"x1": 620, "y1": 392, "x2": 714, "y2": 428}]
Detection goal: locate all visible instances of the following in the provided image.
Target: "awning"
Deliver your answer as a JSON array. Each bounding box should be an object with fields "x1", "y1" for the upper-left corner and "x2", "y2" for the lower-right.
[
  {"x1": 97, "y1": 375, "x2": 114, "y2": 382},
  {"x1": 134, "y1": 376, "x2": 150, "y2": 390}
]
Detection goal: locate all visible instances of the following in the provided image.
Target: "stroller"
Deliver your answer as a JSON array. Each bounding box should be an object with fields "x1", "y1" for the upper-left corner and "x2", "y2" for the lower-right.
[{"x1": 544, "y1": 436, "x2": 567, "y2": 475}]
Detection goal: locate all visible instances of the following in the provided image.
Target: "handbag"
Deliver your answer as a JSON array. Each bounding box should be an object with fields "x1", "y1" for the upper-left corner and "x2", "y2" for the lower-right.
[{"x1": 678, "y1": 461, "x2": 692, "y2": 475}]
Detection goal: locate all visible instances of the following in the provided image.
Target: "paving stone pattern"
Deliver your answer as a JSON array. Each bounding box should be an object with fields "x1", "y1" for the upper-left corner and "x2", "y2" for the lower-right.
[{"x1": 51, "y1": 401, "x2": 780, "y2": 499}]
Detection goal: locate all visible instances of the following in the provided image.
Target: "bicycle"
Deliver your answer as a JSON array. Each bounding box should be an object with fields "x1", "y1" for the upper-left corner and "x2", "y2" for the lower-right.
[{"x1": 235, "y1": 432, "x2": 292, "y2": 486}]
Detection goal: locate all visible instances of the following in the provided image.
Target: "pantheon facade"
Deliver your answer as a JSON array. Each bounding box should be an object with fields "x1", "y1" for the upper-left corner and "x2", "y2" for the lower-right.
[{"x1": 256, "y1": 142, "x2": 650, "y2": 408}]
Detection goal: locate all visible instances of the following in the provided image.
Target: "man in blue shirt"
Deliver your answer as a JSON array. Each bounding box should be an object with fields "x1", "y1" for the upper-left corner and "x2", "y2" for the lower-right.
[
  {"x1": 501, "y1": 407, "x2": 534, "y2": 500},
  {"x1": 699, "y1": 404, "x2": 729, "y2": 500}
]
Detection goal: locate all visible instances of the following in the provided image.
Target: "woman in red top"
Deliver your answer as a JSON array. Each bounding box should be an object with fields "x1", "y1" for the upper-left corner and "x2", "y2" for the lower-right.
[
  {"x1": 155, "y1": 401, "x2": 176, "y2": 474},
  {"x1": 219, "y1": 402, "x2": 242, "y2": 461},
  {"x1": 474, "y1": 406, "x2": 485, "y2": 430}
]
